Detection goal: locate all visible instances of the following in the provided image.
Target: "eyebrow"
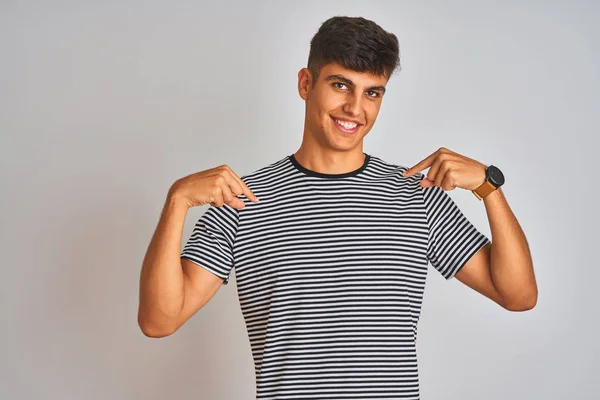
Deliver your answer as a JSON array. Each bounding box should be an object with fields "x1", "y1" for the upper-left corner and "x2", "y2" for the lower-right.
[{"x1": 324, "y1": 74, "x2": 387, "y2": 94}]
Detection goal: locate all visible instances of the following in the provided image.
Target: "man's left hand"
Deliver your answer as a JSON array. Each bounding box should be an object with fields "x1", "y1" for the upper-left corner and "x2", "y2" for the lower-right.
[{"x1": 402, "y1": 147, "x2": 487, "y2": 191}]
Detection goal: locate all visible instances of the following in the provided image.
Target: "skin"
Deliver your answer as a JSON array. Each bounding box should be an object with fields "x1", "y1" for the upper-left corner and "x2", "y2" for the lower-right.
[
  {"x1": 294, "y1": 61, "x2": 537, "y2": 312},
  {"x1": 294, "y1": 61, "x2": 388, "y2": 174}
]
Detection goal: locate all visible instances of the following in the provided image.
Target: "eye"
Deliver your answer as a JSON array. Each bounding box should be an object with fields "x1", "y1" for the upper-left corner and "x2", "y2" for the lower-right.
[
  {"x1": 333, "y1": 82, "x2": 349, "y2": 90},
  {"x1": 366, "y1": 91, "x2": 380, "y2": 98}
]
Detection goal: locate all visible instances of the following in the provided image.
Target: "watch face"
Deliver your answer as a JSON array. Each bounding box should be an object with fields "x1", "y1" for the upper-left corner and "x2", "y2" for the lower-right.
[{"x1": 487, "y1": 165, "x2": 505, "y2": 187}]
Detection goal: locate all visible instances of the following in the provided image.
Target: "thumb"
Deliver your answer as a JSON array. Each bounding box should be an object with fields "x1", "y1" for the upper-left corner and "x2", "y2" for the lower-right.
[
  {"x1": 227, "y1": 197, "x2": 246, "y2": 209},
  {"x1": 420, "y1": 178, "x2": 435, "y2": 188}
]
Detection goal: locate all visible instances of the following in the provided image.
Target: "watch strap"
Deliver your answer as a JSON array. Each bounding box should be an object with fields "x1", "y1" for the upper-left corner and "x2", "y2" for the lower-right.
[{"x1": 472, "y1": 180, "x2": 497, "y2": 200}]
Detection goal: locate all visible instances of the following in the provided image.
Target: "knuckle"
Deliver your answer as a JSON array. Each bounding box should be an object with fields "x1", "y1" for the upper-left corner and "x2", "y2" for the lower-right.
[{"x1": 211, "y1": 186, "x2": 222, "y2": 198}]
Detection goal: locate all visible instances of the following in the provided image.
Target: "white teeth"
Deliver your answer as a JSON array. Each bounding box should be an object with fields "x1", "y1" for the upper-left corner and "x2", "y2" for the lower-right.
[{"x1": 334, "y1": 118, "x2": 358, "y2": 129}]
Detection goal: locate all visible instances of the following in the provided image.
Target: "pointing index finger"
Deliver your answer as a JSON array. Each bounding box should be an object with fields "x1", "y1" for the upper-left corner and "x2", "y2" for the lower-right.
[
  {"x1": 402, "y1": 151, "x2": 437, "y2": 177},
  {"x1": 228, "y1": 170, "x2": 260, "y2": 202}
]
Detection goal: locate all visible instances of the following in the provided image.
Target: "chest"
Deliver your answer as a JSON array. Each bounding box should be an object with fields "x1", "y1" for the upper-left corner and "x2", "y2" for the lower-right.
[{"x1": 233, "y1": 188, "x2": 430, "y2": 289}]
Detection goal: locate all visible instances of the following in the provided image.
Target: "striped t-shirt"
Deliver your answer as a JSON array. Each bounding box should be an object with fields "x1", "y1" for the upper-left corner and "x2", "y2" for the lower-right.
[{"x1": 181, "y1": 152, "x2": 490, "y2": 400}]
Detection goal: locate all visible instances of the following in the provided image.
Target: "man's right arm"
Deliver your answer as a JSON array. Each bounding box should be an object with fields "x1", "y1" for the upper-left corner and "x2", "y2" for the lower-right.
[
  {"x1": 137, "y1": 165, "x2": 259, "y2": 337},
  {"x1": 137, "y1": 193, "x2": 223, "y2": 338}
]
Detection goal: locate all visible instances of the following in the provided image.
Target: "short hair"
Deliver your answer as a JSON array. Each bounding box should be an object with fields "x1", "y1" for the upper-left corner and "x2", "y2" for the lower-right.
[{"x1": 307, "y1": 16, "x2": 401, "y2": 84}]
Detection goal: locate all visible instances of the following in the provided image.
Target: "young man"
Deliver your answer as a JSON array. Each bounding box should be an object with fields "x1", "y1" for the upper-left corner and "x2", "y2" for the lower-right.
[{"x1": 138, "y1": 16, "x2": 537, "y2": 399}]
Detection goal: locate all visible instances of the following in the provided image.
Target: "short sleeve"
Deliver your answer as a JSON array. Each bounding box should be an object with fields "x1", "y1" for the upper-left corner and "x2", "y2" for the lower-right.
[
  {"x1": 181, "y1": 204, "x2": 240, "y2": 285},
  {"x1": 421, "y1": 177, "x2": 491, "y2": 280}
]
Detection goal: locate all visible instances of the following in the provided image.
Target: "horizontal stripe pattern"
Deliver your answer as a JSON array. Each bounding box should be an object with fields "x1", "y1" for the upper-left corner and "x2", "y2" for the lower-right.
[{"x1": 181, "y1": 153, "x2": 490, "y2": 399}]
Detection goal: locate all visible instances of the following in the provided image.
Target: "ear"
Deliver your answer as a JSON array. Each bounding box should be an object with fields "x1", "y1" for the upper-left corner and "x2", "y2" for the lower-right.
[{"x1": 297, "y1": 68, "x2": 311, "y2": 100}]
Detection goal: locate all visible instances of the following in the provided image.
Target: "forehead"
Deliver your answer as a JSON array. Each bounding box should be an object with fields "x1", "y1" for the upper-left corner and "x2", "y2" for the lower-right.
[{"x1": 317, "y1": 62, "x2": 388, "y2": 87}]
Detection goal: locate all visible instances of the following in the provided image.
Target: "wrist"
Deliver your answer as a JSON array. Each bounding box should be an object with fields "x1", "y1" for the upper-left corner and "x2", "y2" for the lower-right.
[
  {"x1": 472, "y1": 165, "x2": 505, "y2": 200},
  {"x1": 166, "y1": 187, "x2": 190, "y2": 211}
]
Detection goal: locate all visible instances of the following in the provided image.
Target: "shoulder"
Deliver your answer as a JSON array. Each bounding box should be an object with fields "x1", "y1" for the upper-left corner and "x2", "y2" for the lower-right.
[
  {"x1": 239, "y1": 154, "x2": 290, "y2": 184},
  {"x1": 368, "y1": 153, "x2": 426, "y2": 187}
]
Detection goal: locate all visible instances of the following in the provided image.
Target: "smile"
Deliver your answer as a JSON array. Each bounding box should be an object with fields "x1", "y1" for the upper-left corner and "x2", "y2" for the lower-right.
[{"x1": 331, "y1": 116, "x2": 361, "y2": 133}]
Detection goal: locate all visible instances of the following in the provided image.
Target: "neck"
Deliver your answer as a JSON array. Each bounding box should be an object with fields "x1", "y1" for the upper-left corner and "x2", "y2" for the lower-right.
[{"x1": 293, "y1": 144, "x2": 366, "y2": 175}]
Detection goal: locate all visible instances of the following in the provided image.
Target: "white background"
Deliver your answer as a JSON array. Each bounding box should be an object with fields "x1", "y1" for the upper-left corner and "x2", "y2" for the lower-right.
[{"x1": 1, "y1": 1, "x2": 598, "y2": 399}]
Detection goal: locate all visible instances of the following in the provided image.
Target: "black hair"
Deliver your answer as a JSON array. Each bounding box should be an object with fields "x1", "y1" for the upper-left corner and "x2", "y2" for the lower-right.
[{"x1": 307, "y1": 16, "x2": 401, "y2": 84}]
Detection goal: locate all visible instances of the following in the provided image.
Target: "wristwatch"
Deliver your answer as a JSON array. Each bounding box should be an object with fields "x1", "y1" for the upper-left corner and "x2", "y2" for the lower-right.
[{"x1": 472, "y1": 165, "x2": 505, "y2": 200}]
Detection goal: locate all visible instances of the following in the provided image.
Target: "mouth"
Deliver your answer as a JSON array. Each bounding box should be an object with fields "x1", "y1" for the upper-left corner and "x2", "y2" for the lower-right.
[{"x1": 330, "y1": 115, "x2": 361, "y2": 134}]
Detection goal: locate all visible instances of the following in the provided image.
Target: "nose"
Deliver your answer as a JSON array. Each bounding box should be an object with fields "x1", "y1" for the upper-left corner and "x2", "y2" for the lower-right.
[{"x1": 342, "y1": 92, "x2": 361, "y2": 117}]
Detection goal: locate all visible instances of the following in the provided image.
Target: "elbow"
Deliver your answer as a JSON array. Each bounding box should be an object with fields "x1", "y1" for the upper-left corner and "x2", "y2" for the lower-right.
[
  {"x1": 139, "y1": 325, "x2": 174, "y2": 338},
  {"x1": 138, "y1": 313, "x2": 176, "y2": 338},
  {"x1": 503, "y1": 289, "x2": 538, "y2": 312},
  {"x1": 505, "y1": 300, "x2": 536, "y2": 312}
]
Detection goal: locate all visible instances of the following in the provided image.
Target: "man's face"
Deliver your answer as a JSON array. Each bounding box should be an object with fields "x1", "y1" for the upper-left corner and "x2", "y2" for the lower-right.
[{"x1": 298, "y1": 61, "x2": 388, "y2": 151}]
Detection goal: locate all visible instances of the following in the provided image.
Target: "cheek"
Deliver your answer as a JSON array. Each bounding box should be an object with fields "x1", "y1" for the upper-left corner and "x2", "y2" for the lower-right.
[
  {"x1": 309, "y1": 94, "x2": 330, "y2": 116},
  {"x1": 319, "y1": 92, "x2": 344, "y2": 111},
  {"x1": 367, "y1": 105, "x2": 382, "y2": 122}
]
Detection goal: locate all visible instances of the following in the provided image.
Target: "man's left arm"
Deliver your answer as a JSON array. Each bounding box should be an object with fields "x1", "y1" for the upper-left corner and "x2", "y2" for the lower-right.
[
  {"x1": 403, "y1": 147, "x2": 538, "y2": 311},
  {"x1": 456, "y1": 186, "x2": 537, "y2": 311}
]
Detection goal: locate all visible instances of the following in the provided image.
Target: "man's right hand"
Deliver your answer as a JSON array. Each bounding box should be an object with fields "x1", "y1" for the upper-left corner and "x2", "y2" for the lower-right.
[{"x1": 169, "y1": 164, "x2": 260, "y2": 209}]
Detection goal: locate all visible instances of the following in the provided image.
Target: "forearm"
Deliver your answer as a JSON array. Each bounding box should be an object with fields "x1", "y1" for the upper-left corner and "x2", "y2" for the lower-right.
[
  {"x1": 483, "y1": 188, "x2": 537, "y2": 310},
  {"x1": 138, "y1": 191, "x2": 189, "y2": 333}
]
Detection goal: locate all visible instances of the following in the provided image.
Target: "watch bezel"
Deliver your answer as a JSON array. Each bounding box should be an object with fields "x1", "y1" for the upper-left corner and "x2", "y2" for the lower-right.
[{"x1": 486, "y1": 165, "x2": 505, "y2": 187}]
